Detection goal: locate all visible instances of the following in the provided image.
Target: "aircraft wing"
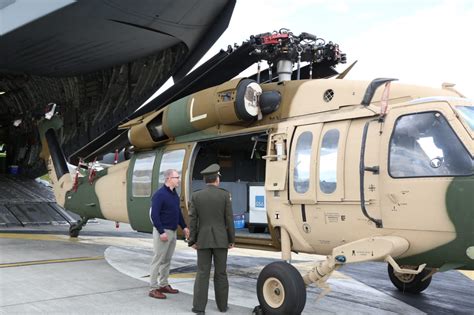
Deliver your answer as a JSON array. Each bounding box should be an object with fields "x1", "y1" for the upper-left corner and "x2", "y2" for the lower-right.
[
  {"x1": 0, "y1": 0, "x2": 236, "y2": 178},
  {"x1": 69, "y1": 41, "x2": 260, "y2": 163}
]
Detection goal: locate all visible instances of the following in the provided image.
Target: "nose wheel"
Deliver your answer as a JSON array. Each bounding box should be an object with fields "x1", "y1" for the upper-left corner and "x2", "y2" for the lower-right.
[
  {"x1": 257, "y1": 261, "x2": 306, "y2": 315},
  {"x1": 388, "y1": 264, "x2": 432, "y2": 293}
]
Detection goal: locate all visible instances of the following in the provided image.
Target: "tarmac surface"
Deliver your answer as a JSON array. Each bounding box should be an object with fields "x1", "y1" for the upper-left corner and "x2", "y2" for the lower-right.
[{"x1": 1, "y1": 220, "x2": 473, "y2": 314}]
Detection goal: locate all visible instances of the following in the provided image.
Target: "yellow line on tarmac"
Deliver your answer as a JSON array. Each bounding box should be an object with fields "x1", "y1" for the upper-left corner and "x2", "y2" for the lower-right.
[
  {"x1": 458, "y1": 270, "x2": 474, "y2": 280},
  {"x1": 0, "y1": 256, "x2": 104, "y2": 268},
  {"x1": 170, "y1": 272, "x2": 196, "y2": 278},
  {"x1": 142, "y1": 272, "x2": 196, "y2": 279},
  {"x1": 0, "y1": 233, "x2": 74, "y2": 242}
]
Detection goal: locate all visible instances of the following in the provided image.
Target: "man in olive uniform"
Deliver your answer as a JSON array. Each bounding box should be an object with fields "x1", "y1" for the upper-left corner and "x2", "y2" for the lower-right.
[{"x1": 189, "y1": 164, "x2": 235, "y2": 314}]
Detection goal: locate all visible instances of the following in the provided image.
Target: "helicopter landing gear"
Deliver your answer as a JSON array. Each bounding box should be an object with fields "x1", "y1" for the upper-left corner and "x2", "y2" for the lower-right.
[
  {"x1": 256, "y1": 261, "x2": 306, "y2": 315},
  {"x1": 388, "y1": 264, "x2": 433, "y2": 293},
  {"x1": 69, "y1": 217, "x2": 89, "y2": 237}
]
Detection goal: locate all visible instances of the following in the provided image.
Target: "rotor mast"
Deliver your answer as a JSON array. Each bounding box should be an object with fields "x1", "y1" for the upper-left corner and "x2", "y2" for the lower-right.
[{"x1": 249, "y1": 29, "x2": 347, "y2": 82}]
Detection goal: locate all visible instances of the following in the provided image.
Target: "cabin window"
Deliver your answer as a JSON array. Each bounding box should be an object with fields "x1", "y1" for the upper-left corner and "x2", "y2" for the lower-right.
[
  {"x1": 389, "y1": 112, "x2": 473, "y2": 177},
  {"x1": 293, "y1": 131, "x2": 313, "y2": 193},
  {"x1": 319, "y1": 129, "x2": 339, "y2": 194},
  {"x1": 158, "y1": 149, "x2": 185, "y2": 195},
  {"x1": 132, "y1": 152, "x2": 156, "y2": 197}
]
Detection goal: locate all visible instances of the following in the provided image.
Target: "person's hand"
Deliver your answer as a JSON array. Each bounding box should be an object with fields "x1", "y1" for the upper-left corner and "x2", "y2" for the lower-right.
[
  {"x1": 159, "y1": 232, "x2": 168, "y2": 241},
  {"x1": 183, "y1": 227, "x2": 190, "y2": 240},
  {"x1": 228, "y1": 243, "x2": 234, "y2": 249},
  {"x1": 192, "y1": 244, "x2": 197, "y2": 250}
]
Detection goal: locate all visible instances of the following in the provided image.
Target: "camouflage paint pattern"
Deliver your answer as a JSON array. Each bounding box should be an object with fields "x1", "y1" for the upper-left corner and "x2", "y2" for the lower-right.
[
  {"x1": 64, "y1": 170, "x2": 107, "y2": 220},
  {"x1": 398, "y1": 176, "x2": 474, "y2": 269},
  {"x1": 42, "y1": 79, "x2": 473, "y2": 271}
]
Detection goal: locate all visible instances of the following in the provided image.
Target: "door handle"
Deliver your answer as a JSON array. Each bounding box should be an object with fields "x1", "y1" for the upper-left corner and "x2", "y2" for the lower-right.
[{"x1": 364, "y1": 166, "x2": 379, "y2": 174}]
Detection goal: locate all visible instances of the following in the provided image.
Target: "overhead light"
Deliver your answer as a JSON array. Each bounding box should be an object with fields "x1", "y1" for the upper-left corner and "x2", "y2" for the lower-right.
[{"x1": 0, "y1": 91, "x2": 5, "y2": 95}]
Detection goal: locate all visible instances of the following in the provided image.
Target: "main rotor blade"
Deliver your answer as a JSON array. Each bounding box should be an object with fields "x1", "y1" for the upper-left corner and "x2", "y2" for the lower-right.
[{"x1": 335, "y1": 60, "x2": 357, "y2": 79}]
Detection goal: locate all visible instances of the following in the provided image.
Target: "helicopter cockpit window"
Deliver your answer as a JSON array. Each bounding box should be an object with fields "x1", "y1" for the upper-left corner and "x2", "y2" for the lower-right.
[
  {"x1": 319, "y1": 129, "x2": 339, "y2": 194},
  {"x1": 456, "y1": 106, "x2": 474, "y2": 131},
  {"x1": 294, "y1": 131, "x2": 313, "y2": 193},
  {"x1": 132, "y1": 152, "x2": 156, "y2": 197},
  {"x1": 389, "y1": 112, "x2": 473, "y2": 178},
  {"x1": 158, "y1": 149, "x2": 185, "y2": 195}
]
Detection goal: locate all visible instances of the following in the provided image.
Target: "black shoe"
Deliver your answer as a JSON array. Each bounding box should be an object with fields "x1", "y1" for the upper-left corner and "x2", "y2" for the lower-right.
[
  {"x1": 219, "y1": 306, "x2": 228, "y2": 312},
  {"x1": 191, "y1": 308, "x2": 205, "y2": 315},
  {"x1": 252, "y1": 305, "x2": 264, "y2": 315}
]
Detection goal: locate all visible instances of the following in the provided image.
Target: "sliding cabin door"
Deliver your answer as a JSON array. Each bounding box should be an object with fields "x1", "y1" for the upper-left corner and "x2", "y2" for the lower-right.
[
  {"x1": 127, "y1": 148, "x2": 163, "y2": 232},
  {"x1": 127, "y1": 143, "x2": 195, "y2": 233},
  {"x1": 157, "y1": 143, "x2": 196, "y2": 227}
]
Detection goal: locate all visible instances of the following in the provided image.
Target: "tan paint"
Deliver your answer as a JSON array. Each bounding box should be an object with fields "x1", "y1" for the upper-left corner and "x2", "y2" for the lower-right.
[
  {"x1": 261, "y1": 83, "x2": 469, "y2": 260},
  {"x1": 459, "y1": 270, "x2": 474, "y2": 280},
  {"x1": 126, "y1": 110, "x2": 164, "y2": 148},
  {"x1": 332, "y1": 236, "x2": 410, "y2": 262},
  {"x1": 45, "y1": 78, "x2": 473, "y2": 274},
  {"x1": 95, "y1": 160, "x2": 130, "y2": 223},
  {"x1": 378, "y1": 103, "x2": 458, "y2": 242},
  {"x1": 187, "y1": 84, "x2": 220, "y2": 129},
  {"x1": 47, "y1": 157, "x2": 73, "y2": 207}
]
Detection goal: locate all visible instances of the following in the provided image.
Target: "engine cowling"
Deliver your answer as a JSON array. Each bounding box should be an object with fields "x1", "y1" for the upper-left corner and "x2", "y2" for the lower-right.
[{"x1": 122, "y1": 78, "x2": 266, "y2": 149}]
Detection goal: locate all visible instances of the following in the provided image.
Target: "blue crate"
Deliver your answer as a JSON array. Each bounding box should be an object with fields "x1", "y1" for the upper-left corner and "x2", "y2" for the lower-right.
[
  {"x1": 8, "y1": 165, "x2": 19, "y2": 175},
  {"x1": 233, "y1": 214, "x2": 245, "y2": 229}
]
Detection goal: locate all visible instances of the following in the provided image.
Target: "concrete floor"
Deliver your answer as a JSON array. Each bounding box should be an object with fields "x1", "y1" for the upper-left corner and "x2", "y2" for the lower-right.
[{"x1": 1, "y1": 220, "x2": 473, "y2": 314}]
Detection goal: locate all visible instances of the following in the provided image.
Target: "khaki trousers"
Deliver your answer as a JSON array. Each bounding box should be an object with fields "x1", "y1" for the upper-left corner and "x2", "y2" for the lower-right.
[
  {"x1": 192, "y1": 248, "x2": 229, "y2": 312},
  {"x1": 150, "y1": 228, "x2": 177, "y2": 288}
]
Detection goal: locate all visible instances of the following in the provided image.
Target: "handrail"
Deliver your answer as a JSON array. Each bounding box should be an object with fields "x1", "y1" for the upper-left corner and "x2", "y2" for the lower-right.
[{"x1": 359, "y1": 119, "x2": 383, "y2": 228}]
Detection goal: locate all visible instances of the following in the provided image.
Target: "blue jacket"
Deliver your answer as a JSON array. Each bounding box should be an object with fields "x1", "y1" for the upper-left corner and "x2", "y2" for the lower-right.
[{"x1": 150, "y1": 185, "x2": 186, "y2": 234}]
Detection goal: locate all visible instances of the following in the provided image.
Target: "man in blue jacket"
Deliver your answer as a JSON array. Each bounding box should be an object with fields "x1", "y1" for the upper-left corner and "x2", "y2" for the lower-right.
[{"x1": 149, "y1": 168, "x2": 189, "y2": 299}]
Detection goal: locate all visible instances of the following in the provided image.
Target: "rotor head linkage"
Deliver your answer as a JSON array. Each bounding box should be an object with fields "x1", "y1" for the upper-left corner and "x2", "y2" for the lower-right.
[{"x1": 249, "y1": 29, "x2": 346, "y2": 82}]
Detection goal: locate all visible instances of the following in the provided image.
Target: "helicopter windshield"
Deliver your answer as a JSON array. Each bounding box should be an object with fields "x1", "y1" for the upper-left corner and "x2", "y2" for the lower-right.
[
  {"x1": 389, "y1": 111, "x2": 473, "y2": 178},
  {"x1": 456, "y1": 106, "x2": 474, "y2": 131}
]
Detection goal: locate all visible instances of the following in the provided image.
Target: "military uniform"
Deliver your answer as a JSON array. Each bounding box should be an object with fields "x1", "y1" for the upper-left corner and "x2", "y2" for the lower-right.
[{"x1": 189, "y1": 164, "x2": 235, "y2": 313}]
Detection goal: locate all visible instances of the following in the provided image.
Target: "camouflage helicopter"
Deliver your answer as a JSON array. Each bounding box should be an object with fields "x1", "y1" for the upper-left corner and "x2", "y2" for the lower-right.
[{"x1": 38, "y1": 29, "x2": 473, "y2": 315}]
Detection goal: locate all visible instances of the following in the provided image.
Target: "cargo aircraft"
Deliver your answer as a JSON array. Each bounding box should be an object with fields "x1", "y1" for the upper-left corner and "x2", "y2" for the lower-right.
[
  {"x1": 37, "y1": 28, "x2": 474, "y2": 315},
  {"x1": 0, "y1": 0, "x2": 237, "y2": 224}
]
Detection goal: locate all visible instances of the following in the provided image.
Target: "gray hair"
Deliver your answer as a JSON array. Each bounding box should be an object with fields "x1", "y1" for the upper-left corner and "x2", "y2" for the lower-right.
[{"x1": 164, "y1": 169, "x2": 177, "y2": 181}]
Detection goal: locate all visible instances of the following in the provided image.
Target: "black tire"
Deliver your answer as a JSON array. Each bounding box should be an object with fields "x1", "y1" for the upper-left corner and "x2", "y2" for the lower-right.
[
  {"x1": 69, "y1": 224, "x2": 80, "y2": 238},
  {"x1": 257, "y1": 261, "x2": 306, "y2": 315},
  {"x1": 388, "y1": 264, "x2": 432, "y2": 293}
]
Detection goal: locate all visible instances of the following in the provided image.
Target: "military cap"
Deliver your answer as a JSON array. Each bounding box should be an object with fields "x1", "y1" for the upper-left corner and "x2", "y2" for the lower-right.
[{"x1": 200, "y1": 163, "x2": 221, "y2": 176}]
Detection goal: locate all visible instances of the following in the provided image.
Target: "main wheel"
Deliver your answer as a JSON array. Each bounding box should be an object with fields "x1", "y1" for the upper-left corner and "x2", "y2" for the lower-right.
[
  {"x1": 257, "y1": 261, "x2": 306, "y2": 315},
  {"x1": 69, "y1": 224, "x2": 80, "y2": 237},
  {"x1": 388, "y1": 264, "x2": 432, "y2": 293}
]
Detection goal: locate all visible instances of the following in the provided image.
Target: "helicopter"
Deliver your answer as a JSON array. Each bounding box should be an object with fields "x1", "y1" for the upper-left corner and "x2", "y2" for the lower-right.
[{"x1": 38, "y1": 29, "x2": 473, "y2": 314}]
